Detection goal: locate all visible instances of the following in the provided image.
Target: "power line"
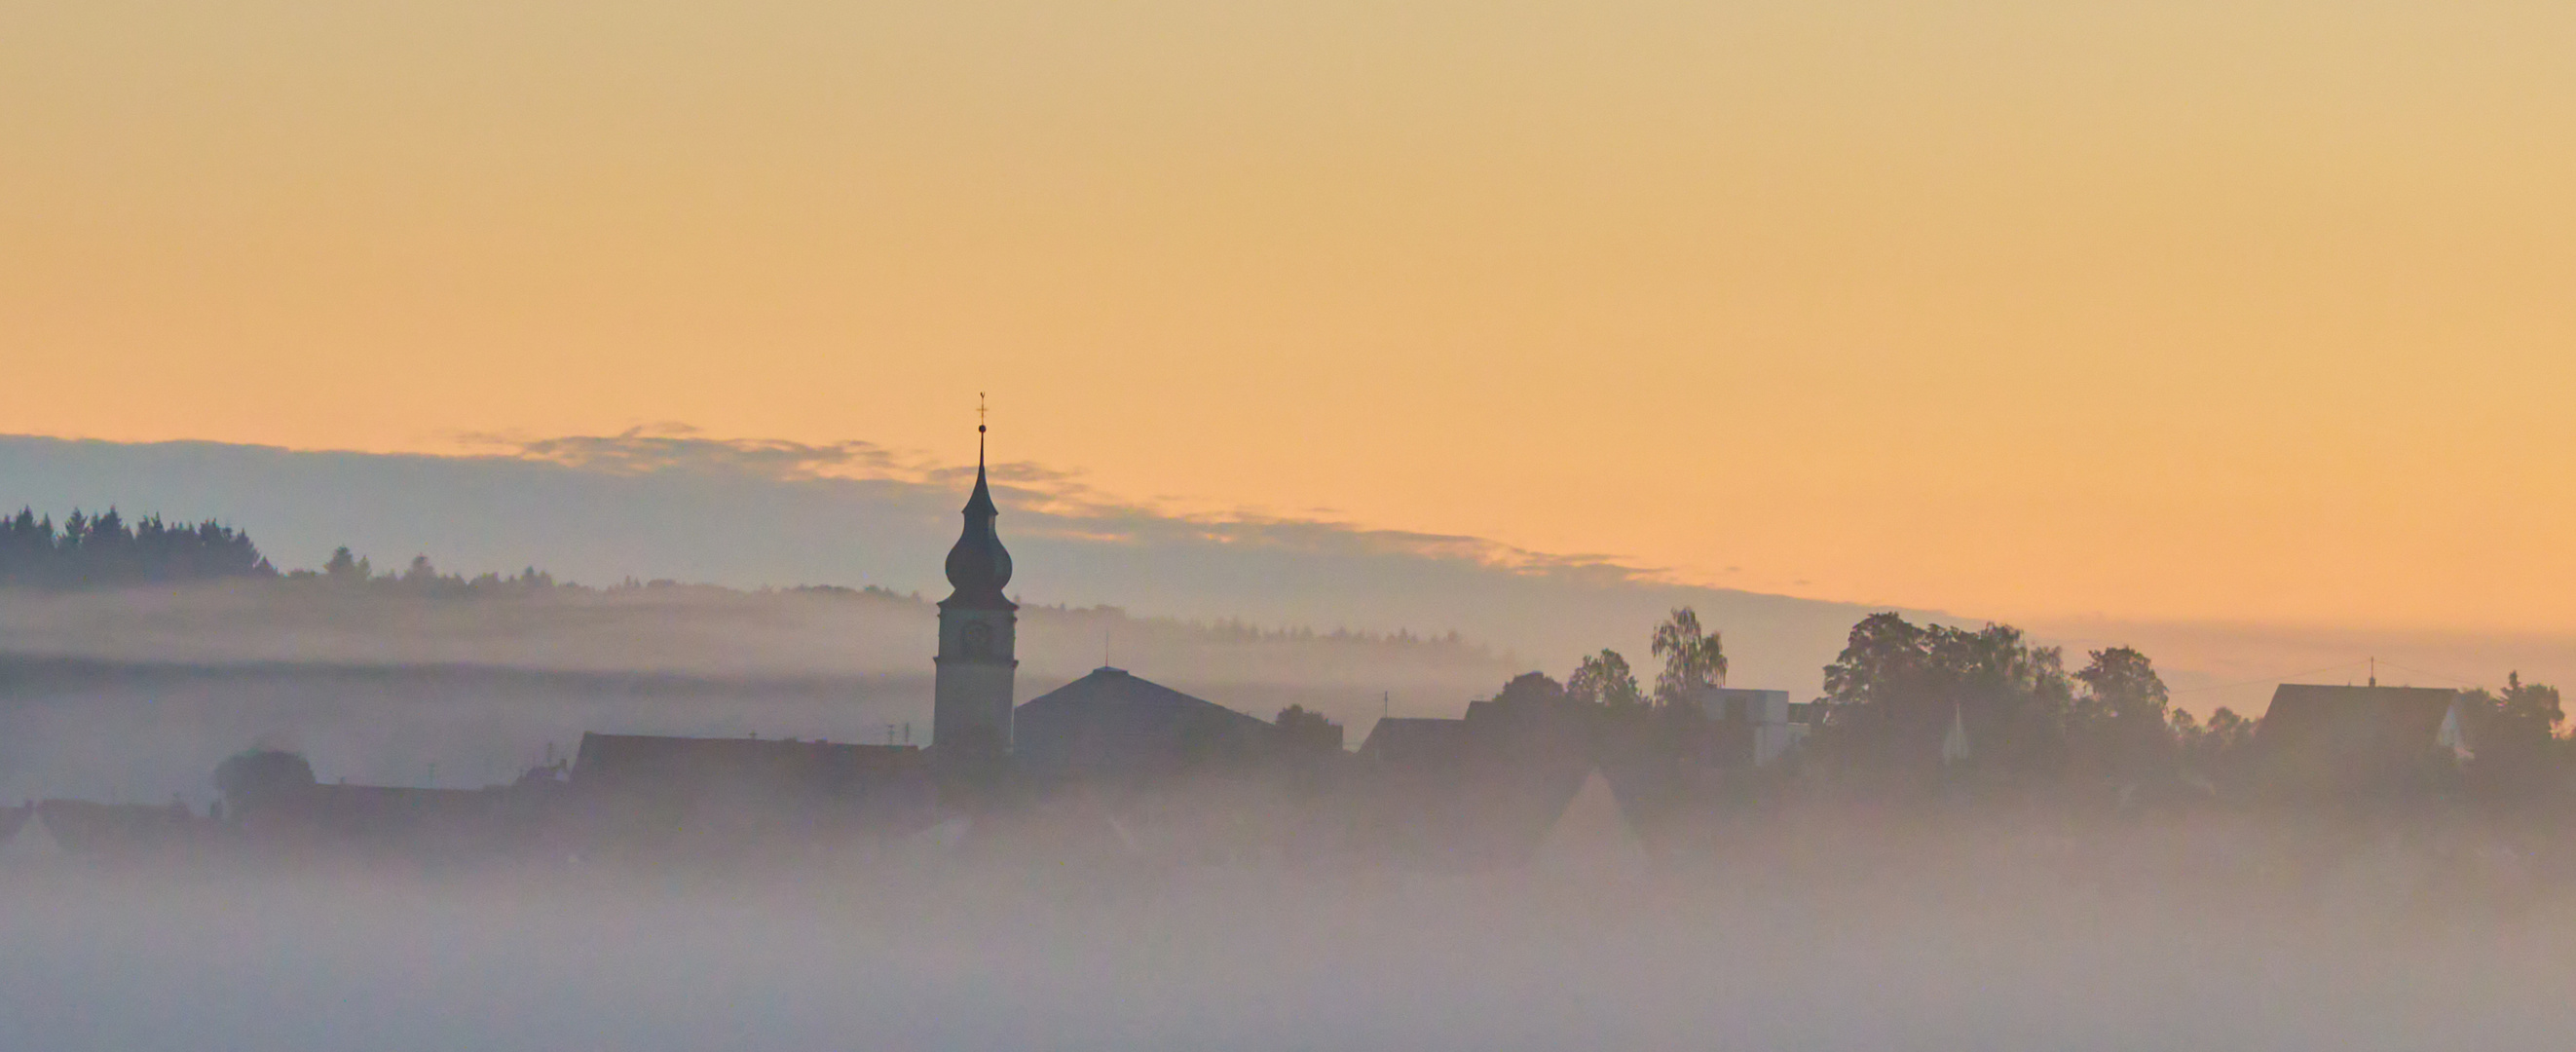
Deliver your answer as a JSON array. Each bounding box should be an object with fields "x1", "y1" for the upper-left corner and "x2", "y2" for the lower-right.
[
  {"x1": 2170, "y1": 658, "x2": 2374, "y2": 695},
  {"x1": 2170, "y1": 657, "x2": 2498, "y2": 697},
  {"x1": 2371, "y1": 659, "x2": 2487, "y2": 690}
]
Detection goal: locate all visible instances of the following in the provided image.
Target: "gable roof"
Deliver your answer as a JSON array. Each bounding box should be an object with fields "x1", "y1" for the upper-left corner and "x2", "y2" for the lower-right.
[
  {"x1": 1012, "y1": 667, "x2": 1270, "y2": 777},
  {"x1": 1349, "y1": 712, "x2": 1596, "y2": 870},
  {"x1": 2259, "y1": 684, "x2": 2458, "y2": 747},
  {"x1": 2256, "y1": 684, "x2": 2460, "y2": 795},
  {"x1": 1018, "y1": 666, "x2": 1259, "y2": 718},
  {"x1": 1355, "y1": 717, "x2": 1473, "y2": 767}
]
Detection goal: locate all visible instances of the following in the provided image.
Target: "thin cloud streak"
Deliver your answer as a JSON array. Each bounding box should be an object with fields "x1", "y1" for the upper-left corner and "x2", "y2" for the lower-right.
[{"x1": 464, "y1": 427, "x2": 1676, "y2": 588}]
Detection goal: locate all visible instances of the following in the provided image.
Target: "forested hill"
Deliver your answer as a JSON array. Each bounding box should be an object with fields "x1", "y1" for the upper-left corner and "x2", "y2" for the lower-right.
[{"x1": 2, "y1": 507, "x2": 274, "y2": 588}]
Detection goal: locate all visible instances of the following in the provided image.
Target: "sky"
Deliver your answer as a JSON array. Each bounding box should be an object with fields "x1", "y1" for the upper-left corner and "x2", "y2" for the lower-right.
[
  {"x1": 5, "y1": 0, "x2": 2573, "y2": 633},
  {"x1": 10, "y1": 432, "x2": 2567, "y2": 721},
  {"x1": 0, "y1": 433, "x2": 1908, "y2": 697}
]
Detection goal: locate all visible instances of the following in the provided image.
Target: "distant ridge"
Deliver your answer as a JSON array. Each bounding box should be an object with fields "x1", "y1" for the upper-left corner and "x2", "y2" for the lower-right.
[{"x1": 0, "y1": 432, "x2": 1918, "y2": 690}]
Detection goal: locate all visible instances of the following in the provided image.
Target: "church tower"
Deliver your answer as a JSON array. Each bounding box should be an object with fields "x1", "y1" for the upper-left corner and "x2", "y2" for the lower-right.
[{"x1": 932, "y1": 420, "x2": 1017, "y2": 759}]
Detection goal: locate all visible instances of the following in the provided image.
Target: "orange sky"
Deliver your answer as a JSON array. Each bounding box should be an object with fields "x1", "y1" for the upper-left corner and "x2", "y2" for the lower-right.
[{"x1": 5, "y1": 0, "x2": 2572, "y2": 633}]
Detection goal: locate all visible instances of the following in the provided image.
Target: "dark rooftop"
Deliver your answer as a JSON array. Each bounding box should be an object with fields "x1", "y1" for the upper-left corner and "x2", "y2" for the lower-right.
[
  {"x1": 2255, "y1": 683, "x2": 2462, "y2": 797},
  {"x1": 1012, "y1": 667, "x2": 1272, "y2": 778}
]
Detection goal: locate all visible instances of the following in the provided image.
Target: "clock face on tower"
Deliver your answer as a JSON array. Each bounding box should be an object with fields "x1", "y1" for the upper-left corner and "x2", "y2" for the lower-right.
[{"x1": 962, "y1": 621, "x2": 994, "y2": 658}]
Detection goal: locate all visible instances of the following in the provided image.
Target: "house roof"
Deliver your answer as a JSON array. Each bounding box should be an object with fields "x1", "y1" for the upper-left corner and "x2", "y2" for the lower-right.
[
  {"x1": 1012, "y1": 667, "x2": 1270, "y2": 776},
  {"x1": 2255, "y1": 684, "x2": 2460, "y2": 793},
  {"x1": 1016, "y1": 667, "x2": 1267, "y2": 730},
  {"x1": 1356, "y1": 717, "x2": 1472, "y2": 765},
  {"x1": 252, "y1": 783, "x2": 507, "y2": 839},
  {"x1": 2259, "y1": 684, "x2": 2457, "y2": 747},
  {"x1": 1349, "y1": 713, "x2": 1595, "y2": 870},
  {"x1": 572, "y1": 733, "x2": 927, "y2": 796}
]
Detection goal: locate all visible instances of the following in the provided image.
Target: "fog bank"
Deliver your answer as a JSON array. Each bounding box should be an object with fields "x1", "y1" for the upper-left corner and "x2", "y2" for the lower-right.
[{"x1": 3, "y1": 850, "x2": 2569, "y2": 1051}]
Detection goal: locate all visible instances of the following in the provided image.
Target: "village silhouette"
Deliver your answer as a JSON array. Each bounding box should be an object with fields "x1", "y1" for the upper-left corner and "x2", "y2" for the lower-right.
[{"x1": 2, "y1": 429, "x2": 2565, "y2": 899}]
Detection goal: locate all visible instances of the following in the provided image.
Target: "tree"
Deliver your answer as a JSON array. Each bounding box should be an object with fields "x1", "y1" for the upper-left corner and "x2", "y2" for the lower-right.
[
  {"x1": 2073, "y1": 647, "x2": 2169, "y2": 723},
  {"x1": 322, "y1": 546, "x2": 371, "y2": 583},
  {"x1": 1811, "y1": 613, "x2": 2072, "y2": 783},
  {"x1": 1273, "y1": 704, "x2": 1345, "y2": 754},
  {"x1": 1568, "y1": 649, "x2": 1645, "y2": 711},
  {"x1": 1491, "y1": 671, "x2": 1569, "y2": 707},
  {"x1": 2173, "y1": 706, "x2": 2256, "y2": 787},
  {"x1": 2203, "y1": 706, "x2": 2254, "y2": 745},
  {"x1": 0, "y1": 507, "x2": 275, "y2": 589},
  {"x1": 1649, "y1": 607, "x2": 1727, "y2": 705},
  {"x1": 2071, "y1": 647, "x2": 2174, "y2": 779},
  {"x1": 0, "y1": 508, "x2": 54, "y2": 587},
  {"x1": 2495, "y1": 672, "x2": 2563, "y2": 740},
  {"x1": 402, "y1": 554, "x2": 439, "y2": 585},
  {"x1": 1819, "y1": 612, "x2": 1930, "y2": 717},
  {"x1": 213, "y1": 747, "x2": 316, "y2": 813},
  {"x1": 2459, "y1": 672, "x2": 2564, "y2": 796}
]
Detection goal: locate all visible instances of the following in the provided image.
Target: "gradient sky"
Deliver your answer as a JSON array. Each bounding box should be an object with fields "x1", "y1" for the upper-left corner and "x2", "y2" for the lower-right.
[{"x1": 6, "y1": 0, "x2": 2572, "y2": 632}]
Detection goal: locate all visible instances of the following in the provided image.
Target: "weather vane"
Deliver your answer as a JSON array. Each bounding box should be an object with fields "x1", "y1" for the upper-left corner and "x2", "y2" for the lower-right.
[{"x1": 978, "y1": 392, "x2": 988, "y2": 433}]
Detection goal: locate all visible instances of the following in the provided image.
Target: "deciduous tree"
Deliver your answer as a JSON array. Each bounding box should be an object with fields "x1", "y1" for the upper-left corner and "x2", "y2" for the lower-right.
[
  {"x1": 1567, "y1": 649, "x2": 1645, "y2": 711},
  {"x1": 1649, "y1": 608, "x2": 1726, "y2": 705}
]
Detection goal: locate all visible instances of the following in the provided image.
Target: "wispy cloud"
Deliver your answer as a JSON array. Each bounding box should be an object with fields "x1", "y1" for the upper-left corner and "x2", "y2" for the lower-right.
[
  {"x1": 462, "y1": 426, "x2": 1668, "y2": 586},
  {"x1": 454, "y1": 424, "x2": 921, "y2": 482},
  {"x1": 0, "y1": 429, "x2": 1897, "y2": 692}
]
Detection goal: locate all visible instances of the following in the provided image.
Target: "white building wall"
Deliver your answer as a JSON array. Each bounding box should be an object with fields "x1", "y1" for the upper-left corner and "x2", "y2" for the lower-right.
[{"x1": 1680, "y1": 687, "x2": 1804, "y2": 767}]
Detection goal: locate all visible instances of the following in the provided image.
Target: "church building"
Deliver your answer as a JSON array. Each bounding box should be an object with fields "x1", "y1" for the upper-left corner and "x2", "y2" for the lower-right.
[
  {"x1": 927, "y1": 421, "x2": 1277, "y2": 777},
  {"x1": 932, "y1": 422, "x2": 1020, "y2": 760}
]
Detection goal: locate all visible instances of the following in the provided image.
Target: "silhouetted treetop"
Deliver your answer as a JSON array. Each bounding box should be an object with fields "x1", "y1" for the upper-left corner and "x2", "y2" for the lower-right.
[
  {"x1": 213, "y1": 747, "x2": 316, "y2": 808},
  {"x1": 1273, "y1": 704, "x2": 1346, "y2": 754},
  {"x1": 1650, "y1": 607, "x2": 1727, "y2": 704},
  {"x1": 287, "y1": 547, "x2": 562, "y2": 595},
  {"x1": 1811, "y1": 613, "x2": 2073, "y2": 782},
  {"x1": 1568, "y1": 649, "x2": 1644, "y2": 710},
  {"x1": 2070, "y1": 647, "x2": 2176, "y2": 778},
  {"x1": 0, "y1": 507, "x2": 275, "y2": 589}
]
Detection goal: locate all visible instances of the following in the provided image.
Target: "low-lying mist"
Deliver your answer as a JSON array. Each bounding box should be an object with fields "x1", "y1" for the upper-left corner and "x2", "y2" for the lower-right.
[
  {"x1": 5, "y1": 808, "x2": 2569, "y2": 1051},
  {"x1": 0, "y1": 582, "x2": 1513, "y2": 803}
]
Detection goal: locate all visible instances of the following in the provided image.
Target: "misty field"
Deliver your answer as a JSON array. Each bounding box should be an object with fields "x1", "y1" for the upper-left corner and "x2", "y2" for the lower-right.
[{"x1": 5, "y1": 832, "x2": 2570, "y2": 1052}]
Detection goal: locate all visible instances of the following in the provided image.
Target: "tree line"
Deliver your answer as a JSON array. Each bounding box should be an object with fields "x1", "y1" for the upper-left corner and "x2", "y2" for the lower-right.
[
  {"x1": 308, "y1": 547, "x2": 560, "y2": 595},
  {"x1": 1, "y1": 507, "x2": 276, "y2": 588},
  {"x1": 1532, "y1": 607, "x2": 2564, "y2": 802},
  {"x1": 0, "y1": 505, "x2": 580, "y2": 595}
]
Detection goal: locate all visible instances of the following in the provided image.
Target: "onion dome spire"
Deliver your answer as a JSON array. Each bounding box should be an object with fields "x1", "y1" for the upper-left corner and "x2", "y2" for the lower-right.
[{"x1": 942, "y1": 411, "x2": 1014, "y2": 609}]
